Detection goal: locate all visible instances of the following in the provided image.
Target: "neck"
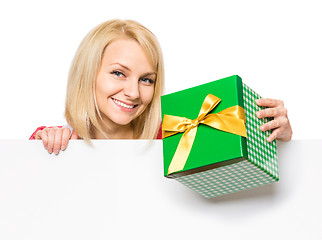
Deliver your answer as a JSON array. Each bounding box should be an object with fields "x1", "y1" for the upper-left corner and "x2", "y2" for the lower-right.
[{"x1": 92, "y1": 118, "x2": 134, "y2": 139}]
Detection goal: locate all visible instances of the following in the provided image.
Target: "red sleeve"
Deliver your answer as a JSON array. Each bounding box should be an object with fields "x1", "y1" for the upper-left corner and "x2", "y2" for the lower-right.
[
  {"x1": 29, "y1": 126, "x2": 62, "y2": 140},
  {"x1": 157, "y1": 125, "x2": 162, "y2": 139}
]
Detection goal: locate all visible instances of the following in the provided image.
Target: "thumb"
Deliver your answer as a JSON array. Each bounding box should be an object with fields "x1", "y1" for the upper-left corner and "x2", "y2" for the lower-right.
[{"x1": 70, "y1": 130, "x2": 79, "y2": 139}]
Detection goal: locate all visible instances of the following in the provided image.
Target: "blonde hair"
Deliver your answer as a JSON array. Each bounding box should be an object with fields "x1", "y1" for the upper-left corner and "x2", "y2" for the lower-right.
[{"x1": 65, "y1": 19, "x2": 164, "y2": 141}]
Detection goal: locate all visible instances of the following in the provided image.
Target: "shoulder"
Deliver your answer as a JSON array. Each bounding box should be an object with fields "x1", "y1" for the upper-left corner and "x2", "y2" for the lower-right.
[{"x1": 157, "y1": 125, "x2": 162, "y2": 139}]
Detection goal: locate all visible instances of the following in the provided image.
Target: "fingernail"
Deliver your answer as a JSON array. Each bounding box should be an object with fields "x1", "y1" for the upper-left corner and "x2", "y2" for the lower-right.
[
  {"x1": 260, "y1": 126, "x2": 265, "y2": 131},
  {"x1": 255, "y1": 99, "x2": 260, "y2": 104}
]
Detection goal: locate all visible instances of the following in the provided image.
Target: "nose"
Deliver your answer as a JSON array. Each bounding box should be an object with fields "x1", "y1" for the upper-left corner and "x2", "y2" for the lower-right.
[{"x1": 123, "y1": 79, "x2": 140, "y2": 99}]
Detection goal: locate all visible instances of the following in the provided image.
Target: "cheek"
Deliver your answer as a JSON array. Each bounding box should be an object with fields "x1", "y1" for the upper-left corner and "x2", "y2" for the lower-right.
[
  {"x1": 95, "y1": 76, "x2": 107, "y2": 98},
  {"x1": 140, "y1": 86, "x2": 155, "y2": 105},
  {"x1": 95, "y1": 76, "x2": 121, "y2": 98}
]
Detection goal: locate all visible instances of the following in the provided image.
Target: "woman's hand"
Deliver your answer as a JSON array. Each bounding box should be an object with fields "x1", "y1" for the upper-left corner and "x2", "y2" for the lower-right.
[
  {"x1": 34, "y1": 127, "x2": 78, "y2": 154},
  {"x1": 256, "y1": 98, "x2": 292, "y2": 142}
]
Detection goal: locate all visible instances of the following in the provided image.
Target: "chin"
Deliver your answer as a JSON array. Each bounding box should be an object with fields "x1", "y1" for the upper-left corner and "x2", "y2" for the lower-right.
[{"x1": 110, "y1": 116, "x2": 134, "y2": 126}]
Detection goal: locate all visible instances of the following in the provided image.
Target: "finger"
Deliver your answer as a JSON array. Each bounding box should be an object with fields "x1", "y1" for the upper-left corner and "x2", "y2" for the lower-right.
[
  {"x1": 256, "y1": 107, "x2": 278, "y2": 118},
  {"x1": 70, "y1": 130, "x2": 78, "y2": 140},
  {"x1": 47, "y1": 129, "x2": 55, "y2": 154},
  {"x1": 53, "y1": 129, "x2": 63, "y2": 155},
  {"x1": 40, "y1": 131, "x2": 49, "y2": 149},
  {"x1": 267, "y1": 128, "x2": 281, "y2": 142},
  {"x1": 256, "y1": 98, "x2": 284, "y2": 108},
  {"x1": 260, "y1": 119, "x2": 280, "y2": 132},
  {"x1": 34, "y1": 130, "x2": 42, "y2": 140},
  {"x1": 61, "y1": 128, "x2": 71, "y2": 150},
  {"x1": 257, "y1": 106, "x2": 288, "y2": 118}
]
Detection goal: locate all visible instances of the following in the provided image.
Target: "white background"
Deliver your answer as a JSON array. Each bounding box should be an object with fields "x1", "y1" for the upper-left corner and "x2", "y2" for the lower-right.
[{"x1": 0, "y1": 0, "x2": 321, "y2": 139}]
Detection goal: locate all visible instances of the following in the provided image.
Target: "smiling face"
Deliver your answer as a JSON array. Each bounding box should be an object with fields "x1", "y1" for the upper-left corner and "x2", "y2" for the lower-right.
[{"x1": 95, "y1": 37, "x2": 156, "y2": 131}]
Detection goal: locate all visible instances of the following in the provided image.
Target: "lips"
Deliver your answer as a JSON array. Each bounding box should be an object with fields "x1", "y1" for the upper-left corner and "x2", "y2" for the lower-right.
[{"x1": 111, "y1": 98, "x2": 138, "y2": 109}]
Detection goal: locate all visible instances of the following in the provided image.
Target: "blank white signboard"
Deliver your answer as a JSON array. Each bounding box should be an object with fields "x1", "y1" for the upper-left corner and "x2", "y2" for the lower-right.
[{"x1": 0, "y1": 140, "x2": 321, "y2": 239}]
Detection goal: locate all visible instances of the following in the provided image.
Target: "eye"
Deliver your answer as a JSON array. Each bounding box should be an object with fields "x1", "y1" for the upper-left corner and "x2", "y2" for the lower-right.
[
  {"x1": 140, "y1": 78, "x2": 155, "y2": 86},
  {"x1": 111, "y1": 70, "x2": 125, "y2": 78}
]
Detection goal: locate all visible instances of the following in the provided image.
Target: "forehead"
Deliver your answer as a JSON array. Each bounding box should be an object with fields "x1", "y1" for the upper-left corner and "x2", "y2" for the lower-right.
[{"x1": 102, "y1": 38, "x2": 154, "y2": 72}]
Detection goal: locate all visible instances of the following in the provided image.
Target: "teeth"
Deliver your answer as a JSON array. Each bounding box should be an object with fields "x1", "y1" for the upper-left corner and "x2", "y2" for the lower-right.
[{"x1": 113, "y1": 99, "x2": 135, "y2": 109}]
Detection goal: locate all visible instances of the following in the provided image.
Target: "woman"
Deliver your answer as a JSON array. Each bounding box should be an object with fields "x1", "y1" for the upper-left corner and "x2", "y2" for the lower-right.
[
  {"x1": 31, "y1": 19, "x2": 164, "y2": 153},
  {"x1": 31, "y1": 19, "x2": 292, "y2": 154}
]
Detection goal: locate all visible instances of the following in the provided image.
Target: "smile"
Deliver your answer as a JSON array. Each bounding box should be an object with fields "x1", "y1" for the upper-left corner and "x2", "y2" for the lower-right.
[{"x1": 112, "y1": 98, "x2": 138, "y2": 109}]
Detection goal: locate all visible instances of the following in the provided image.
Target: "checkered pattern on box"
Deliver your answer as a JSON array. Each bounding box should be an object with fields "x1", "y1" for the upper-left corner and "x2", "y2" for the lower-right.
[
  {"x1": 242, "y1": 83, "x2": 279, "y2": 180},
  {"x1": 176, "y1": 160, "x2": 275, "y2": 198},
  {"x1": 175, "y1": 82, "x2": 279, "y2": 198}
]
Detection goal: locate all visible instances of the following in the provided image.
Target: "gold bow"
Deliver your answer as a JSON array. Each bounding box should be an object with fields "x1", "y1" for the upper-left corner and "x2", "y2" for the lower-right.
[{"x1": 162, "y1": 94, "x2": 247, "y2": 175}]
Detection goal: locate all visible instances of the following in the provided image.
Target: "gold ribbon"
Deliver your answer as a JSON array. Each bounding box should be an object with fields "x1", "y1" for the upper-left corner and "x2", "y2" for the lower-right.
[{"x1": 162, "y1": 94, "x2": 247, "y2": 175}]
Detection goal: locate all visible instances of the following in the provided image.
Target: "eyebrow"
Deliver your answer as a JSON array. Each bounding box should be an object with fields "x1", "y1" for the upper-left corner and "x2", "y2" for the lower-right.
[
  {"x1": 111, "y1": 62, "x2": 157, "y2": 77},
  {"x1": 142, "y1": 72, "x2": 157, "y2": 78},
  {"x1": 111, "y1": 62, "x2": 131, "y2": 71}
]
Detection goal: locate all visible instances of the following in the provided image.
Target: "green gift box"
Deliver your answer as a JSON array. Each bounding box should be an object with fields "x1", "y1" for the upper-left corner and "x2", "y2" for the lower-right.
[{"x1": 161, "y1": 75, "x2": 279, "y2": 198}]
